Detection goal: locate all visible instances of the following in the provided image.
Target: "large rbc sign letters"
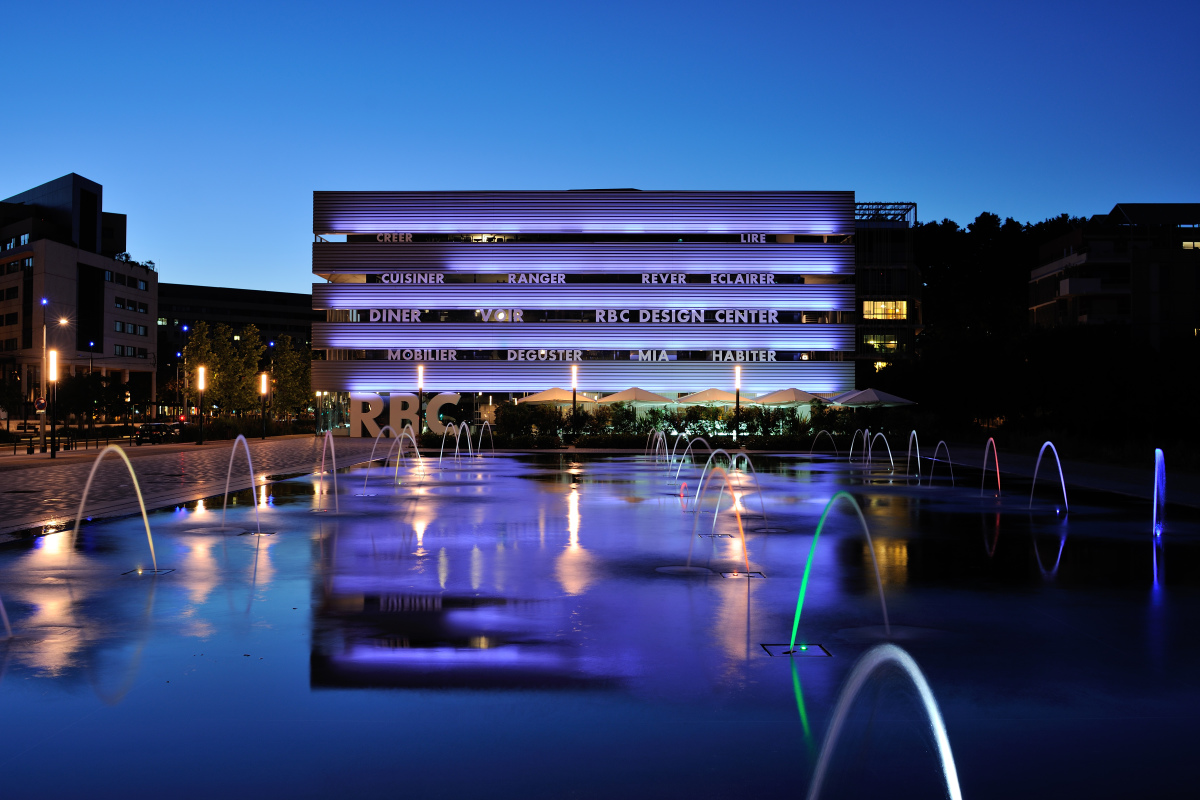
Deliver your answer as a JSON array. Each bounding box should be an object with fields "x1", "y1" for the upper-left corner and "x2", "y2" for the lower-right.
[{"x1": 350, "y1": 392, "x2": 461, "y2": 437}]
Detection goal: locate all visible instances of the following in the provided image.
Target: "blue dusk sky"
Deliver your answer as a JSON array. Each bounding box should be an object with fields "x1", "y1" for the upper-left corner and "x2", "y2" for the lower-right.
[{"x1": 4, "y1": 0, "x2": 1197, "y2": 293}]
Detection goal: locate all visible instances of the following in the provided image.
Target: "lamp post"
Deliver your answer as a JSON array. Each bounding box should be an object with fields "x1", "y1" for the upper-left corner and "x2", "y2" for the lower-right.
[
  {"x1": 734, "y1": 365, "x2": 741, "y2": 442},
  {"x1": 417, "y1": 364, "x2": 424, "y2": 435},
  {"x1": 260, "y1": 371, "x2": 268, "y2": 440},
  {"x1": 48, "y1": 349, "x2": 57, "y2": 459},
  {"x1": 196, "y1": 366, "x2": 206, "y2": 445},
  {"x1": 571, "y1": 364, "x2": 578, "y2": 431},
  {"x1": 39, "y1": 297, "x2": 47, "y2": 453}
]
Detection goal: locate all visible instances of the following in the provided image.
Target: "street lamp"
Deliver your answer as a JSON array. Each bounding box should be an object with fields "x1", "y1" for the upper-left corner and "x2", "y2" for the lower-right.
[
  {"x1": 260, "y1": 371, "x2": 268, "y2": 440},
  {"x1": 196, "y1": 365, "x2": 206, "y2": 445},
  {"x1": 39, "y1": 298, "x2": 48, "y2": 452},
  {"x1": 417, "y1": 364, "x2": 424, "y2": 435},
  {"x1": 48, "y1": 349, "x2": 58, "y2": 458},
  {"x1": 571, "y1": 363, "x2": 578, "y2": 431},
  {"x1": 734, "y1": 365, "x2": 741, "y2": 442}
]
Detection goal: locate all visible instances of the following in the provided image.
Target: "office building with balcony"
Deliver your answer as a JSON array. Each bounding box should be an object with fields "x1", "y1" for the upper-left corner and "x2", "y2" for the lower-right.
[{"x1": 1029, "y1": 203, "x2": 1200, "y2": 347}]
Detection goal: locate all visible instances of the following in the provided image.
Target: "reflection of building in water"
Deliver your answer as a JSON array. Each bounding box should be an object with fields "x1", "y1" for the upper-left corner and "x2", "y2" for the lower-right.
[{"x1": 865, "y1": 539, "x2": 908, "y2": 587}]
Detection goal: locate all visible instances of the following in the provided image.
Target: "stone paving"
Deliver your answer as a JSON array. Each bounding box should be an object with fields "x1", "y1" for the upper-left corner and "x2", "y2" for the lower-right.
[{"x1": 0, "y1": 434, "x2": 383, "y2": 541}]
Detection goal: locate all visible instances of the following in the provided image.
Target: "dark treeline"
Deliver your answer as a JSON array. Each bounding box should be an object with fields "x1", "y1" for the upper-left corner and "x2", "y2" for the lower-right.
[{"x1": 875, "y1": 212, "x2": 1198, "y2": 467}]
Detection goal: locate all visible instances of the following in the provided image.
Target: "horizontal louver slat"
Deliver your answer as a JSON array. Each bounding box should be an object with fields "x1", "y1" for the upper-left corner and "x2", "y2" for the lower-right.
[
  {"x1": 312, "y1": 242, "x2": 852, "y2": 274},
  {"x1": 312, "y1": 284, "x2": 854, "y2": 310},
  {"x1": 314, "y1": 191, "x2": 854, "y2": 235}
]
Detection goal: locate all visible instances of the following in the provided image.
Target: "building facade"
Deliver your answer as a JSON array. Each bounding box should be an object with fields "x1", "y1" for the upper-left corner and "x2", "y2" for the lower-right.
[
  {"x1": 156, "y1": 282, "x2": 320, "y2": 412},
  {"x1": 1029, "y1": 203, "x2": 1200, "y2": 347},
  {"x1": 310, "y1": 190, "x2": 858, "y2": 435},
  {"x1": 0, "y1": 174, "x2": 158, "y2": 423},
  {"x1": 854, "y1": 202, "x2": 921, "y2": 379}
]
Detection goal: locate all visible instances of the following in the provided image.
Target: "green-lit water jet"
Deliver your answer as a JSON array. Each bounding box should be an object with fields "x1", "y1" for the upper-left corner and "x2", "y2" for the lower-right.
[{"x1": 788, "y1": 491, "x2": 889, "y2": 652}]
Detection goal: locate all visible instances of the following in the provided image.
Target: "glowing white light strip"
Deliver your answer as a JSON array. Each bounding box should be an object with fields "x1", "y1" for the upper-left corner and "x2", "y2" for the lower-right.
[
  {"x1": 312, "y1": 361, "x2": 854, "y2": 394},
  {"x1": 313, "y1": 323, "x2": 854, "y2": 351},
  {"x1": 312, "y1": 284, "x2": 855, "y2": 311}
]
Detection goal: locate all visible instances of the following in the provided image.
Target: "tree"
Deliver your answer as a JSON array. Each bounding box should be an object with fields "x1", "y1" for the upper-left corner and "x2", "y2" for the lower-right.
[
  {"x1": 182, "y1": 320, "x2": 216, "y2": 411},
  {"x1": 271, "y1": 335, "x2": 312, "y2": 417},
  {"x1": 228, "y1": 324, "x2": 266, "y2": 412}
]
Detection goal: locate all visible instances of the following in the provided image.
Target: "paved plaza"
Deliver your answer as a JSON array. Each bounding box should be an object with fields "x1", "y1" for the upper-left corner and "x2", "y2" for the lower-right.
[{"x1": 0, "y1": 434, "x2": 381, "y2": 541}]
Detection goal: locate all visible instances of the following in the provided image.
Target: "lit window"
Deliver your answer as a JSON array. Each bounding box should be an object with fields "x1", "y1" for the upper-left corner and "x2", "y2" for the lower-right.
[
  {"x1": 157, "y1": 317, "x2": 167, "y2": 326},
  {"x1": 19, "y1": 234, "x2": 29, "y2": 246},
  {"x1": 874, "y1": 361, "x2": 889, "y2": 372},
  {"x1": 862, "y1": 301, "x2": 907, "y2": 320},
  {"x1": 863, "y1": 334, "x2": 899, "y2": 352},
  {"x1": 1184, "y1": 242, "x2": 1198, "y2": 250},
  {"x1": 233, "y1": 335, "x2": 241, "y2": 341}
]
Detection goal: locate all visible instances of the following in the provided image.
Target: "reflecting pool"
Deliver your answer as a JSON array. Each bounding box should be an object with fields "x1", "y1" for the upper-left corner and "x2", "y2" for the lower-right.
[{"x1": 2, "y1": 452, "x2": 1198, "y2": 798}]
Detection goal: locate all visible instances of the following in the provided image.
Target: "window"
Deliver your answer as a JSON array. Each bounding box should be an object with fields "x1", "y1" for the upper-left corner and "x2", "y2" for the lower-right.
[
  {"x1": 233, "y1": 335, "x2": 241, "y2": 341},
  {"x1": 137, "y1": 347, "x2": 147, "y2": 358},
  {"x1": 4, "y1": 238, "x2": 14, "y2": 250},
  {"x1": 137, "y1": 279, "x2": 147, "y2": 291},
  {"x1": 3, "y1": 312, "x2": 16, "y2": 326},
  {"x1": 862, "y1": 301, "x2": 908, "y2": 320},
  {"x1": 3, "y1": 337, "x2": 16, "y2": 351},
  {"x1": 115, "y1": 297, "x2": 126, "y2": 309},
  {"x1": 115, "y1": 273, "x2": 127, "y2": 286},
  {"x1": 4, "y1": 286, "x2": 16, "y2": 300},
  {"x1": 157, "y1": 317, "x2": 168, "y2": 326},
  {"x1": 19, "y1": 233, "x2": 29, "y2": 246},
  {"x1": 137, "y1": 302, "x2": 148, "y2": 313},
  {"x1": 114, "y1": 321, "x2": 125, "y2": 333},
  {"x1": 5, "y1": 262, "x2": 16, "y2": 274},
  {"x1": 104, "y1": 270, "x2": 113, "y2": 282},
  {"x1": 863, "y1": 334, "x2": 900, "y2": 353},
  {"x1": 137, "y1": 325, "x2": 147, "y2": 336},
  {"x1": 1185, "y1": 242, "x2": 1199, "y2": 250},
  {"x1": 114, "y1": 344, "x2": 123, "y2": 356}
]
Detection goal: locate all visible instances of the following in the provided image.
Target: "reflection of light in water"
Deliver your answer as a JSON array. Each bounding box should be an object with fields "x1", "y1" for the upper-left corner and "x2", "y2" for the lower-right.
[
  {"x1": 538, "y1": 507, "x2": 545, "y2": 547},
  {"x1": 471, "y1": 545, "x2": 482, "y2": 590},
  {"x1": 438, "y1": 547, "x2": 448, "y2": 588},
  {"x1": 258, "y1": 484, "x2": 269, "y2": 508},
  {"x1": 567, "y1": 489, "x2": 580, "y2": 549},
  {"x1": 18, "y1": 588, "x2": 86, "y2": 674},
  {"x1": 866, "y1": 539, "x2": 908, "y2": 586},
  {"x1": 413, "y1": 518, "x2": 427, "y2": 554},
  {"x1": 39, "y1": 531, "x2": 68, "y2": 555},
  {"x1": 556, "y1": 489, "x2": 594, "y2": 595},
  {"x1": 713, "y1": 577, "x2": 753, "y2": 663},
  {"x1": 195, "y1": 498, "x2": 207, "y2": 515},
  {"x1": 248, "y1": 535, "x2": 277, "y2": 590},
  {"x1": 494, "y1": 542, "x2": 506, "y2": 592},
  {"x1": 185, "y1": 538, "x2": 219, "y2": 605}
]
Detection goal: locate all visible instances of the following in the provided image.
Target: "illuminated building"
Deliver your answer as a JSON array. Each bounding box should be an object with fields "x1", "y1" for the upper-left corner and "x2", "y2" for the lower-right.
[{"x1": 309, "y1": 190, "x2": 860, "y2": 434}]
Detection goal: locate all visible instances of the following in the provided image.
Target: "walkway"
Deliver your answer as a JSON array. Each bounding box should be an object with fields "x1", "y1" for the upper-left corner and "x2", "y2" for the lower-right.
[{"x1": 0, "y1": 435, "x2": 382, "y2": 542}]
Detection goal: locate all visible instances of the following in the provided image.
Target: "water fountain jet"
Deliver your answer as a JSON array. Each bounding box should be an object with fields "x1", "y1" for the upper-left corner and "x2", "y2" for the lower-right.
[
  {"x1": 809, "y1": 430, "x2": 838, "y2": 456},
  {"x1": 1029, "y1": 441, "x2": 1069, "y2": 512},
  {"x1": 807, "y1": 644, "x2": 962, "y2": 800},
  {"x1": 222, "y1": 435, "x2": 263, "y2": 533},
  {"x1": 788, "y1": 491, "x2": 889, "y2": 651},
  {"x1": 980, "y1": 437, "x2": 1001, "y2": 498},
  {"x1": 69, "y1": 445, "x2": 160, "y2": 571},
  {"x1": 929, "y1": 441, "x2": 955, "y2": 486},
  {"x1": 905, "y1": 430, "x2": 920, "y2": 479},
  {"x1": 315, "y1": 430, "x2": 339, "y2": 513}
]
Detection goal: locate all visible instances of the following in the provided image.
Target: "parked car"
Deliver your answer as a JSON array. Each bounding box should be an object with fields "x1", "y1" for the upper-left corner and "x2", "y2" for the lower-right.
[{"x1": 135, "y1": 423, "x2": 177, "y2": 445}]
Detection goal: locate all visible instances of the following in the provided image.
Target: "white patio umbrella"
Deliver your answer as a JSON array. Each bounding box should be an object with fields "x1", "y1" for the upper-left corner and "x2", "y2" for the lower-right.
[
  {"x1": 676, "y1": 388, "x2": 742, "y2": 405},
  {"x1": 836, "y1": 388, "x2": 916, "y2": 407},
  {"x1": 516, "y1": 387, "x2": 598, "y2": 407},
  {"x1": 753, "y1": 388, "x2": 825, "y2": 407},
  {"x1": 823, "y1": 390, "x2": 861, "y2": 405},
  {"x1": 598, "y1": 387, "x2": 676, "y2": 407}
]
